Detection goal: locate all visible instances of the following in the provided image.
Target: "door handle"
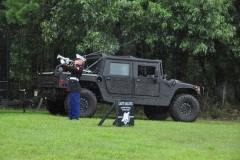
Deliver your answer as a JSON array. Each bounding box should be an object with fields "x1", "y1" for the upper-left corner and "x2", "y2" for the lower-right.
[
  {"x1": 107, "y1": 77, "x2": 111, "y2": 80},
  {"x1": 137, "y1": 79, "x2": 140, "y2": 82}
]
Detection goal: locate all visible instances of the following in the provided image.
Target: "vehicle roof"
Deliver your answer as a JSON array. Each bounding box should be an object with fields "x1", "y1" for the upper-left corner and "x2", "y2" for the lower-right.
[{"x1": 85, "y1": 52, "x2": 162, "y2": 63}]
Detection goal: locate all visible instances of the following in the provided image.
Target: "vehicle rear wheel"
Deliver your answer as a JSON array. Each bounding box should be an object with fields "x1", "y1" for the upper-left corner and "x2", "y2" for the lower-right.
[
  {"x1": 46, "y1": 100, "x2": 58, "y2": 115},
  {"x1": 144, "y1": 106, "x2": 169, "y2": 120},
  {"x1": 170, "y1": 94, "x2": 200, "y2": 122},
  {"x1": 64, "y1": 88, "x2": 97, "y2": 118},
  {"x1": 57, "y1": 100, "x2": 67, "y2": 115}
]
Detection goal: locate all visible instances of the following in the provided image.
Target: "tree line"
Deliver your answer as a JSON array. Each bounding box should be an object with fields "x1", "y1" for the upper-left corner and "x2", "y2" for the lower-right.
[{"x1": 0, "y1": 0, "x2": 240, "y2": 117}]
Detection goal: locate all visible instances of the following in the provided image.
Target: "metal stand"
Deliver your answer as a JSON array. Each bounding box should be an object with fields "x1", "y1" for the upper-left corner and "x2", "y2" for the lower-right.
[
  {"x1": 98, "y1": 102, "x2": 116, "y2": 126},
  {"x1": 19, "y1": 88, "x2": 26, "y2": 113}
]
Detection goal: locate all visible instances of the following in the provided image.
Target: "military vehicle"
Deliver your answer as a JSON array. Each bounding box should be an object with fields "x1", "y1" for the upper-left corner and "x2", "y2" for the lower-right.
[{"x1": 38, "y1": 53, "x2": 204, "y2": 122}]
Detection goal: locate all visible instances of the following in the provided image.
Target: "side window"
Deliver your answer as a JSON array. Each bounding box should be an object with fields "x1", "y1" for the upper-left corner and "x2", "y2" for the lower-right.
[
  {"x1": 138, "y1": 65, "x2": 156, "y2": 77},
  {"x1": 110, "y1": 63, "x2": 130, "y2": 76}
]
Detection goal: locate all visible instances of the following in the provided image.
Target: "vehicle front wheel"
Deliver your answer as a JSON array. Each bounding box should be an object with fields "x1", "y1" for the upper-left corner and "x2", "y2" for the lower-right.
[
  {"x1": 144, "y1": 106, "x2": 169, "y2": 120},
  {"x1": 170, "y1": 94, "x2": 200, "y2": 122}
]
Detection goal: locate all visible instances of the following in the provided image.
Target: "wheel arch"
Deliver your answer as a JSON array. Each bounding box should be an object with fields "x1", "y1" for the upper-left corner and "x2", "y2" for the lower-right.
[
  {"x1": 80, "y1": 81, "x2": 103, "y2": 102},
  {"x1": 171, "y1": 88, "x2": 199, "y2": 102}
]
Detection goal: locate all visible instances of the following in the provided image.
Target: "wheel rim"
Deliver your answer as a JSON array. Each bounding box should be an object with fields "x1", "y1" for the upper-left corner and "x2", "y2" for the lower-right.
[
  {"x1": 180, "y1": 103, "x2": 192, "y2": 116},
  {"x1": 80, "y1": 98, "x2": 89, "y2": 111}
]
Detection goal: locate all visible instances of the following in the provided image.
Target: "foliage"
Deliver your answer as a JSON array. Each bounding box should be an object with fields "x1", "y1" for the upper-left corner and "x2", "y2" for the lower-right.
[
  {"x1": 170, "y1": 0, "x2": 236, "y2": 54},
  {"x1": 0, "y1": 0, "x2": 56, "y2": 98},
  {"x1": 41, "y1": 0, "x2": 119, "y2": 55},
  {"x1": 3, "y1": 0, "x2": 45, "y2": 25},
  {"x1": 0, "y1": 0, "x2": 240, "y2": 111}
]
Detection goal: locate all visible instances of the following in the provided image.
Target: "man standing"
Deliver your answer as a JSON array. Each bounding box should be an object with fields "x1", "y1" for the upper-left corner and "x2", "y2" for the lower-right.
[{"x1": 61, "y1": 54, "x2": 86, "y2": 120}]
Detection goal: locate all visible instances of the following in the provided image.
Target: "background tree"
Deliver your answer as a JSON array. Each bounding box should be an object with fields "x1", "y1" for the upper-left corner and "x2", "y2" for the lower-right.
[
  {"x1": 0, "y1": 0, "x2": 56, "y2": 98},
  {"x1": 0, "y1": 0, "x2": 240, "y2": 115}
]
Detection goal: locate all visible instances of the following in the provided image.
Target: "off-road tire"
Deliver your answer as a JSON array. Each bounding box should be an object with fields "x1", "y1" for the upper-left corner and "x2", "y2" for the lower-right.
[
  {"x1": 144, "y1": 106, "x2": 169, "y2": 120},
  {"x1": 57, "y1": 100, "x2": 67, "y2": 115},
  {"x1": 64, "y1": 88, "x2": 97, "y2": 118},
  {"x1": 170, "y1": 94, "x2": 199, "y2": 122},
  {"x1": 46, "y1": 100, "x2": 58, "y2": 115}
]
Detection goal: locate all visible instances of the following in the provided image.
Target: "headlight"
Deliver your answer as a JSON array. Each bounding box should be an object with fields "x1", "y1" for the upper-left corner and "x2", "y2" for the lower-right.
[{"x1": 193, "y1": 86, "x2": 201, "y2": 93}]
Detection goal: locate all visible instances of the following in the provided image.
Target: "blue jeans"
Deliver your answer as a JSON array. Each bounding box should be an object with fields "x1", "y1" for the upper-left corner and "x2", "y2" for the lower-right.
[{"x1": 69, "y1": 92, "x2": 80, "y2": 119}]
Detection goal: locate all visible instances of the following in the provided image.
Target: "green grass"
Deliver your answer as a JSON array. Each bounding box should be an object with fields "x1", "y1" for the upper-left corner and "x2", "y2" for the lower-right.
[{"x1": 0, "y1": 109, "x2": 240, "y2": 160}]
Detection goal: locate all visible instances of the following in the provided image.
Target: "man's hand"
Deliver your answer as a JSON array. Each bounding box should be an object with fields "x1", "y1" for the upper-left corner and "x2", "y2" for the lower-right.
[
  {"x1": 60, "y1": 59, "x2": 65, "y2": 64},
  {"x1": 65, "y1": 58, "x2": 70, "y2": 64}
]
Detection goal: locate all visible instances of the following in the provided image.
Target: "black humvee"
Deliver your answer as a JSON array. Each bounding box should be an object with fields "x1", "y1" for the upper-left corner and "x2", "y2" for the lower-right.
[{"x1": 38, "y1": 53, "x2": 204, "y2": 122}]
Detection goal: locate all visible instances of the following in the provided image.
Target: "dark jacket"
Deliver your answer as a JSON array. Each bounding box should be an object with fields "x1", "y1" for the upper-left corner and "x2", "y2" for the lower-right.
[{"x1": 61, "y1": 64, "x2": 83, "y2": 92}]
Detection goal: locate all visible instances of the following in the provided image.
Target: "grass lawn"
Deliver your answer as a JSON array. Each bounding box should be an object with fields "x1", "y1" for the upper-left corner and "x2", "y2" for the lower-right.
[{"x1": 0, "y1": 108, "x2": 240, "y2": 160}]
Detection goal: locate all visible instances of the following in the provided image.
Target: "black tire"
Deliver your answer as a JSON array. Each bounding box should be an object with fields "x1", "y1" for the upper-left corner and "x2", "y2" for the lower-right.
[
  {"x1": 170, "y1": 94, "x2": 200, "y2": 122},
  {"x1": 46, "y1": 100, "x2": 58, "y2": 115},
  {"x1": 64, "y1": 88, "x2": 97, "y2": 118},
  {"x1": 144, "y1": 106, "x2": 169, "y2": 120},
  {"x1": 57, "y1": 100, "x2": 67, "y2": 115}
]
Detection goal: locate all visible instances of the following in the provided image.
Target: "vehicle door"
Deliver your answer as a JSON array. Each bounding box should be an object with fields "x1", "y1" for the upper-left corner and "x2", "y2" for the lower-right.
[
  {"x1": 103, "y1": 60, "x2": 133, "y2": 95},
  {"x1": 133, "y1": 63, "x2": 160, "y2": 97}
]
